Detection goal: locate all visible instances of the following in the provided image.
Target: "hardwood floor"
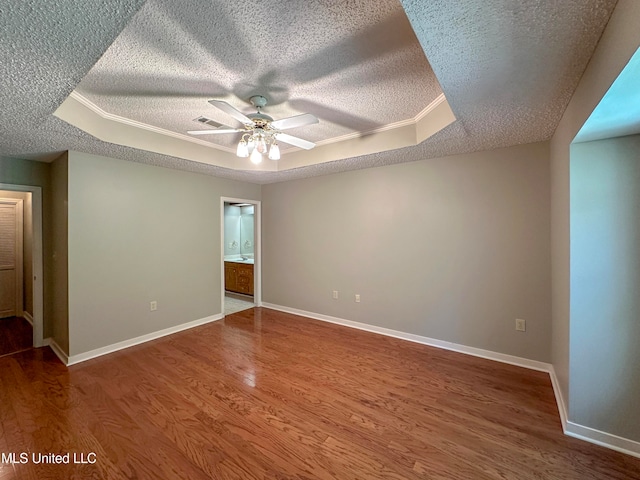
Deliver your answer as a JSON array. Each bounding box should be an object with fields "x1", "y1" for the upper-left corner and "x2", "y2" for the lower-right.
[
  {"x1": 0, "y1": 307, "x2": 638, "y2": 479},
  {"x1": 0, "y1": 316, "x2": 32, "y2": 358}
]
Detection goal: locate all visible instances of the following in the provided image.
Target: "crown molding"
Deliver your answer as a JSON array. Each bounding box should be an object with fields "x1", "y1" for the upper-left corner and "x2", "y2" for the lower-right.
[
  {"x1": 314, "y1": 93, "x2": 447, "y2": 147},
  {"x1": 55, "y1": 91, "x2": 455, "y2": 172},
  {"x1": 69, "y1": 92, "x2": 236, "y2": 154}
]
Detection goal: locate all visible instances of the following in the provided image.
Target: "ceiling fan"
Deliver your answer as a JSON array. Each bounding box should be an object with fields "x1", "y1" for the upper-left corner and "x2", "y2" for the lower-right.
[{"x1": 187, "y1": 95, "x2": 319, "y2": 163}]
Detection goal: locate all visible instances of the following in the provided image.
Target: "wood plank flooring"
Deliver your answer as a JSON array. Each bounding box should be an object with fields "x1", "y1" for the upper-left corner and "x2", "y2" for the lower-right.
[
  {"x1": 0, "y1": 307, "x2": 638, "y2": 479},
  {"x1": 0, "y1": 317, "x2": 32, "y2": 358}
]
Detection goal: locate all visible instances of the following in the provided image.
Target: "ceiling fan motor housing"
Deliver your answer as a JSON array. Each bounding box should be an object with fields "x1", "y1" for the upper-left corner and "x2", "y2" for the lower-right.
[{"x1": 248, "y1": 112, "x2": 274, "y2": 127}]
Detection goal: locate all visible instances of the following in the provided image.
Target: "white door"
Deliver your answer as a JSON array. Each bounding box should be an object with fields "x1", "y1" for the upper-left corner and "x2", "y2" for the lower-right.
[{"x1": 0, "y1": 200, "x2": 23, "y2": 318}]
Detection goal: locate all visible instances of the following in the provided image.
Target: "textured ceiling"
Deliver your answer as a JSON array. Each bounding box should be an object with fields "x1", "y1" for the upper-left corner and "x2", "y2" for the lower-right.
[
  {"x1": 75, "y1": 0, "x2": 441, "y2": 153},
  {"x1": 0, "y1": 0, "x2": 618, "y2": 184}
]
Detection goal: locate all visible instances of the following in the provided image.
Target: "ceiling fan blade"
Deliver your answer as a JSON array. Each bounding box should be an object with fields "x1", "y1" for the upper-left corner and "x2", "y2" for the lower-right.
[
  {"x1": 275, "y1": 133, "x2": 316, "y2": 150},
  {"x1": 208, "y1": 100, "x2": 253, "y2": 125},
  {"x1": 271, "y1": 113, "x2": 319, "y2": 130},
  {"x1": 187, "y1": 128, "x2": 243, "y2": 135}
]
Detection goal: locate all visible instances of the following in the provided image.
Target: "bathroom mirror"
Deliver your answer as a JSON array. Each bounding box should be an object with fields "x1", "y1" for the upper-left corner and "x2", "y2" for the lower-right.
[
  {"x1": 239, "y1": 206, "x2": 254, "y2": 256},
  {"x1": 224, "y1": 203, "x2": 254, "y2": 258}
]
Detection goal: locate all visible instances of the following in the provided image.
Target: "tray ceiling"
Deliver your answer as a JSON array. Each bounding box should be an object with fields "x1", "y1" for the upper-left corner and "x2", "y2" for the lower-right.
[{"x1": 74, "y1": 0, "x2": 442, "y2": 151}]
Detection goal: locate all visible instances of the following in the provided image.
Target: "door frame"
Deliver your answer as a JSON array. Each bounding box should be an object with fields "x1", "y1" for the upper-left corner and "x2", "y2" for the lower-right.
[
  {"x1": 0, "y1": 183, "x2": 44, "y2": 348},
  {"x1": 220, "y1": 197, "x2": 262, "y2": 315},
  {"x1": 0, "y1": 198, "x2": 24, "y2": 318}
]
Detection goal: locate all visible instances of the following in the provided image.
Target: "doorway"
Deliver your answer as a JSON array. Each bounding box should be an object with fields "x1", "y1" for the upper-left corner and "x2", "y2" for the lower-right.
[
  {"x1": 0, "y1": 197, "x2": 23, "y2": 319},
  {"x1": 0, "y1": 184, "x2": 44, "y2": 350},
  {"x1": 0, "y1": 196, "x2": 29, "y2": 357},
  {"x1": 220, "y1": 197, "x2": 261, "y2": 316}
]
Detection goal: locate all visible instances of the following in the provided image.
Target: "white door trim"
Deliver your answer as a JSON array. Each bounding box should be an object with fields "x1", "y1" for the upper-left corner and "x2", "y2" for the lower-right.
[
  {"x1": 0, "y1": 183, "x2": 44, "y2": 348},
  {"x1": 220, "y1": 197, "x2": 262, "y2": 315}
]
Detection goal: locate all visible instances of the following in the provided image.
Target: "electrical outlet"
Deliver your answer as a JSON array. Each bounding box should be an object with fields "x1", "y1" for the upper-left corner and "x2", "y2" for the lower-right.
[
  {"x1": 150, "y1": 301, "x2": 157, "y2": 311},
  {"x1": 332, "y1": 290, "x2": 339, "y2": 299},
  {"x1": 515, "y1": 318, "x2": 526, "y2": 331},
  {"x1": 355, "y1": 294, "x2": 361, "y2": 303}
]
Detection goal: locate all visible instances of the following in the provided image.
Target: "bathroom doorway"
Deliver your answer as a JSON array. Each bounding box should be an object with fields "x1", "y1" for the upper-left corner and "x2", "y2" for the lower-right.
[{"x1": 221, "y1": 197, "x2": 261, "y2": 316}]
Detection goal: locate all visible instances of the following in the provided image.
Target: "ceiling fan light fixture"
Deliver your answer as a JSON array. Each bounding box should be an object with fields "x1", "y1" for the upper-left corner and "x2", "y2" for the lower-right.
[
  {"x1": 256, "y1": 136, "x2": 267, "y2": 154},
  {"x1": 268, "y1": 142, "x2": 280, "y2": 160},
  {"x1": 250, "y1": 147, "x2": 263, "y2": 164},
  {"x1": 236, "y1": 139, "x2": 249, "y2": 157},
  {"x1": 193, "y1": 95, "x2": 319, "y2": 164}
]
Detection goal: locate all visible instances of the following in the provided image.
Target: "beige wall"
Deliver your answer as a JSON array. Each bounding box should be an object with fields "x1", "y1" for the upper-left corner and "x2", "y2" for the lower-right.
[
  {"x1": 549, "y1": 0, "x2": 640, "y2": 413},
  {"x1": 263, "y1": 141, "x2": 551, "y2": 362},
  {"x1": 51, "y1": 153, "x2": 69, "y2": 353},
  {"x1": 570, "y1": 135, "x2": 640, "y2": 442},
  {"x1": 0, "y1": 189, "x2": 32, "y2": 315},
  {"x1": 66, "y1": 152, "x2": 260, "y2": 356},
  {"x1": 0, "y1": 156, "x2": 53, "y2": 336}
]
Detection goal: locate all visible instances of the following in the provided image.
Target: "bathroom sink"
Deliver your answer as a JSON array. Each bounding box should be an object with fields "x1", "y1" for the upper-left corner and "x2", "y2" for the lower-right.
[{"x1": 226, "y1": 257, "x2": 254, "y2": 264}]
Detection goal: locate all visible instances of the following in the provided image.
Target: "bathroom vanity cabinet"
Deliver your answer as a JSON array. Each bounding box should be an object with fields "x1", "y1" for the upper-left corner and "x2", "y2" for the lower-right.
[{"x1": 224, "y1": 262, "x2": 254, "y2": 295}]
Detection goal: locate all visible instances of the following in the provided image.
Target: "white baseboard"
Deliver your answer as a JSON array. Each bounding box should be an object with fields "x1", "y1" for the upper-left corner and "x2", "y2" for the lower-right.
[
  {"x1": 549, "y1": 361, "x2": 640, "y2": 458},
  {"x1": 548, "y1": 365, "x2": 568, "y2": 430},
  {"x1": 262, "y1": 303, "x2": 551, "y2": 372},
  {"x1": 23, "y1": 311, "x2": 34, "y2": 326},
  {"x1": 262, "y1": 302, "x2": 640, "y2": 459},
  {"x1": 44, "y1": 337, "x2": 69, "y2": 365},
  {"x1": 62, "y1": 314, "x2": 223, "y2": 366},
  {"x1": 566, "y1": 422, "x2": 640, "y2": 459}
]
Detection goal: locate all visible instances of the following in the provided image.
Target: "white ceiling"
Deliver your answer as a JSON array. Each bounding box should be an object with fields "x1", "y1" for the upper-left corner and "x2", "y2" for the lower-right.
[{"x1": 0, "y1": 0, "x2": 618, "y2": 184}]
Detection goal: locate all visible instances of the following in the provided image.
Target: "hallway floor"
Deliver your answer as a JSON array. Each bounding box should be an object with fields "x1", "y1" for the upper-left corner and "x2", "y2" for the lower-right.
[{"x1": 0, "y1": 316, "x2": 32, "y2": 357}]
